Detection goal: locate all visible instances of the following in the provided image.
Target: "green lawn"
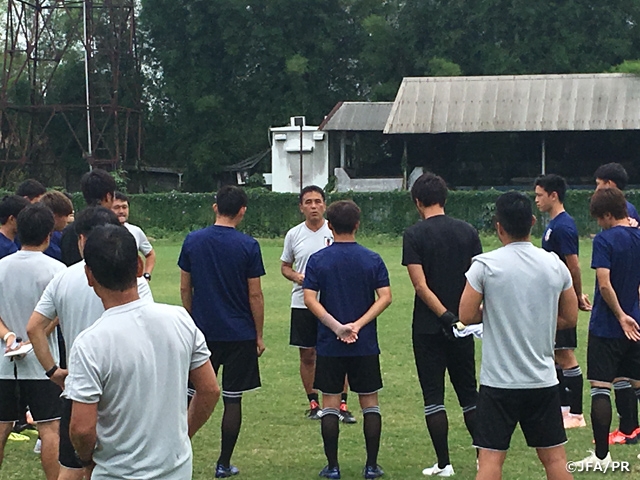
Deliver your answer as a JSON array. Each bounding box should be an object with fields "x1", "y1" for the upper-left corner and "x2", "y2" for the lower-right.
[{"x1": 5, "y1": 236, "x2": 640, "y2": 479}]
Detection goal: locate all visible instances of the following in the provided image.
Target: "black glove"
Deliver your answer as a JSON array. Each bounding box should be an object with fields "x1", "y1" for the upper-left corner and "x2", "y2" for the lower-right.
[{"x1": 438, "y1": 311, "x2": 459, "y2": 341}]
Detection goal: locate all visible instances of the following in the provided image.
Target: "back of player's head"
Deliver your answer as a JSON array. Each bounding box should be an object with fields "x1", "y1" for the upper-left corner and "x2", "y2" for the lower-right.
[
  {"x1": 534, "y1": 174, "x2": 567, "y2": 202},
  {"x1": 326, "y1": 200, "x2": 361, "y2": 234},
  {"x1": 215, "y1": 185, "x2": 248, "y2": 217},
  {"x1": 40, "y1": 191, "x2": 73, "y2": 217},
  {"x1": 84, "y1": 224, "x2": 138, "y2": 291},
  {"x1": 0, "y1": 195, "x2": 30, "y2": 225},
  {"x1": 81, "y1": 169, "x2": 116, "y2": 206},
  {"x1": 16, "y1": 179, "x2": 46, "y2": 200},
  {"x1": 114, "y1": 191, "x2": 129, "y2": 203},
  {"x1": 299, "y1": 185, "x2": 325, "y2": 204},
  {"x1": 594, "y1": 163, "x2": 628, "y2": 190},
  {"x1": 17, "y1": 204, "x2": 54, "y2": 246},
  {"x1": 74, "y1": 206, "x2": 121, "y2": 237},
  {"x1": 495, "y1": 192, "x2": 533, "y2": 240},
  {"x1": 589, "y1": 187, "x2": 628, "y2": 220},
  {"x1": 411, "y1": 172, "x2": 448, "y2": 208}
]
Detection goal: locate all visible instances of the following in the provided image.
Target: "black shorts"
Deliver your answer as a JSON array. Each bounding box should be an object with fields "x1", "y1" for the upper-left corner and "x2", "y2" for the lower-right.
[
  {"x1": 412, "y1": 333, "x2": 478, "y2": 408},
  {"x1": 587, "y1": 333, "x2": 640, "y2": 383},
  {"x1": 0, "y1": 379, "x2": 61, "y2": 423},
  {"x1": 208, "y1": 340, "x2": 261, "y2": 395},
  {"x1": 289, "y1": 308, "x2": 317, "y2": 348},
  {"x1": 474, "y1": 385, "x2": 567, "y2": 451},
  {"x1": 555, "y1": 327, "x2": 577, "y2": 350},
  {"x1": 59, "y1": 398, "x2": 82, "y2": 469},
  {"x1": 314, "y1": 355, "x2": 382, "y2": 395}
]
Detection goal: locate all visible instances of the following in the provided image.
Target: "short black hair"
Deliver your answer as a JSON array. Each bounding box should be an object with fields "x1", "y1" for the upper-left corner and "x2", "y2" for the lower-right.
[
  {"x1": 81, "y1": 169, "x2": 117, "y2": 206},
  {"x1": 0, "y1": 195, "x2": 30, "y2": 225},
  {"x1": 17, "y1": 204, "x2": 54, "y2": 246},
  {"x1": 495, "y1": 191, "x2": 533, "y2": 240},
  {"x1": 534, "y1": 174, "x2": 567, "y2": 202},
  {"x1": 215, "y1": 185, "x2": 248, "y2": 217},
  {"x1": 40, "y1": 191, "x2": 74, "y2": 216},
  {"x1": 411, "y1": 172, "x2": 448, "y2": 208},
  {"x1": 299, "y1": 185, "x2": 325, "y2": 204},
  {"x1": 595, "y1": 162, "x2": 629, "y2": 190},
  {"x1": 84, "y1": 224, "x2": 138, "y2": 291},
  {"x1": 74, "y1": 206, "x2": 121, "y2": 237},
  {"x1": 114, "y1": 191, "x2": 129, "y2": 203},
  {"x1": 326, "y1": 200, "x2": 361, "y2": 234},
  {"x1": 16, "y1": 179, "x2": 46, "y2": 200},
  {"x1": 590, "y1": 187, "x2": 628, "y2": 220}
]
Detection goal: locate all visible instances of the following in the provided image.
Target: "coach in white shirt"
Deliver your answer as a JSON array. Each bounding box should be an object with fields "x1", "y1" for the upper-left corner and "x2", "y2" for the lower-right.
[{"x1": 65, "y1": 224, "x2": 219, "y2": 479}]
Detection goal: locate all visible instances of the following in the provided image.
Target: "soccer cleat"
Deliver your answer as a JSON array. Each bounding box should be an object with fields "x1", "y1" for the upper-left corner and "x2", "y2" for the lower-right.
[
  {"x1": 363, "y1": 464, "x2": 384, "y2": 478},
  {"x1": 319, "y1": 465, "x2": 341, "y2": 479},
  {"x1": 422, "y1": 463, "x2": 455, "y2": 477},
  {"x1": 608, "y1": 428, "x2": 638, "y2": 445},
  {"x1": 339, "y1": 403, "x2": 356, "y2": 424},
  {"x1": 573, "y1": 450, "x2": 612, "y2": 470},
  {"x1": 306, "y1": 400, "x2": 322, "y2": 420},
  {"x1": 563, "y1": 413, "x2": 587, "y2": 429},
  {"x1": 215, "y1": 464, "x2": 239, "y2": 478}
]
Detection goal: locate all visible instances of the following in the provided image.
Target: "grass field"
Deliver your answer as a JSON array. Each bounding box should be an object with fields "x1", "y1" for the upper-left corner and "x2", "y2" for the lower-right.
[{"x1": 4, "y1": 235, "x2": 640, "y2": 479}]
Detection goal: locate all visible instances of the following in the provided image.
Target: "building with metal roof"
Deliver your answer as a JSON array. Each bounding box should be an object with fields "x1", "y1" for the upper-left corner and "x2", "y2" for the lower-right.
[{"x1": 319, "y1": 102, "x2": 393, "y2": 131}]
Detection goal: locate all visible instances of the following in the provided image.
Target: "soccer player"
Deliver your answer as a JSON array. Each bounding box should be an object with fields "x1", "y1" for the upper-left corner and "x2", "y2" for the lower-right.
[
  {"x1": 16, "y1": 179, "x2": 46, "y2": 203},
  {"x1": 402, "y1": 172, "x2": 480, "y2": 477},
  {"x1": 39, "y1": 191, "x2": 74, "y2": 261},
  {"x1": 535, "y1": 174, "x2": 590, "y2": 429},
  {"x1": 65, "y1": 224, "x2": 220, "y2": 479},
  {"x1": 60, "y1": 169, "x2": 116, "y2": 266},
  {"x1": 595, "y1": 162, "x2": 640, "y2": 223},
  {"x1": 0, "y1": 195, "x2": 29, "y2": 259},
  {"x1": 459, "y1": 192, "x2": 577, "y2": 480},
  {"x1": 573, "y1": 187, "x2": 640, "y2": 469},
  {"x1": 111, "y1": 191, "x2": 156, "y2": 281},
  {"x1": 179, "y1": 185, "x2": 265, "y2": 478},
  {"x1": 0, "y1": 204, "x2": 65, "y2": 480},
  {"x1": 304, "y1": 200, "x2": 392, "y2": 480},
  {"x1": 26, "y1": 207, "x2": 153, "y2": 480},
  {"x1": 281, "y1": 186, "x2": 356, "y2": 422}
]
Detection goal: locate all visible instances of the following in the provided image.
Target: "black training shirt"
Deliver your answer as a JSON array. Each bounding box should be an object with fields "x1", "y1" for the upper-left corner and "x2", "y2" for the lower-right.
[{"x1": 402, "y1": 215, "x2": 482, "y2": 334}]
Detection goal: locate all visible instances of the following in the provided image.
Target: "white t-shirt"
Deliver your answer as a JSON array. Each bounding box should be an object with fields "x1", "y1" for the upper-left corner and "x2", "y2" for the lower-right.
[
  {"x1": 280, "y1": 221, "x2": 333, "y2": 308},
  {"x1": 34, "y1": 261, "x2": 153, "y2": 366},
  {"x1": 65, "y1": 300, "x2": 210, "y2": 480},
  {"x1": 124, "y1": 222, "x2": 153, "y2": 256},
  {"x1": 0, "y1": 251, "x2": 66, "y2": 380},
  {"x1": 465, "y1": 242, "x2": 572, "y2": 389}
]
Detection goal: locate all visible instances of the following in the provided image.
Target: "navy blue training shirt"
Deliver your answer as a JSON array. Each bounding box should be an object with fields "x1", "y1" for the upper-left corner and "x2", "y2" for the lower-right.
[
  {"x1": 590, "y1": 226, "x2": 640, "y2": 338},
  {"x1": 178, "y1": 225, "x2": 265, "y2": 342},
  {"x1": 627, "y1": 200, "x2": 640, "y2": 224},
  {"x1": 541, "y1": 211, "x2": 579, "y2": 263},
  {"x1": 0, "y1": 233, "x2": 17, "y2": 259},
  {"x1": 303, "y1": 242, "x2": 390, "y2": 357},
  {"x1": 44, "y1": 230, "x2": 62, "y2": 261}
]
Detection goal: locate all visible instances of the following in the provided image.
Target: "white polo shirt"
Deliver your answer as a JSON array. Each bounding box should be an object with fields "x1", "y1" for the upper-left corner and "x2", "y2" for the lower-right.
[
  {"x1": 124, "y1": 222, "x2": 153, "y2": 256},
  {"x1": 0, "y1": 251, "x2": 66, "y2": 380},
  {"x1": 34, "y1": 260, "x2": 153, "y2": 366},
  {"x1": 65, "y1": 300, "x2": 210, "y2": 480}
]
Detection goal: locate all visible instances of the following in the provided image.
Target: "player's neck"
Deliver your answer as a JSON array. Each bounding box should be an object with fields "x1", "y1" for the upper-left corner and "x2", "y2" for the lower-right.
[
  {"x1": 21, "y1": 243, "x2": 47, "y2": 253},
  {"x1": 0, "y1": 225, "x2": 14, "y2": 241},
  {"x1": 98, "y1": 288, "x2": 140, "y2": 310},
  {"x1": 418, "y1": 205, "x2": 445, "y2": 220},
  {"x1": 333, "y1": 232, "x2": 356, "y2": 243},
  {"x1": 304, "y1": 218, "x2": 325, "y2": 232},
  {"x1": 214, "y1": 216, "x2": 240, "y2": 228},
  {"x1": 549, "y1": 203, "x2": 565, "y2": 219},
  {"x1": 610, "y1": 219, "x2": 629, "y2": 228}
]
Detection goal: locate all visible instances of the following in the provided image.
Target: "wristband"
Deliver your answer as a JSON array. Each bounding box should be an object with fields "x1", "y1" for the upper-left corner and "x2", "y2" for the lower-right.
[
  {"x1": 45, "y1": 365, "x2": 59, "y2": 378},
  {"x1": 143, "y1": 273, "x2": 151, "y2": 281},
  {"x1": 3, "y1": 331, "x2": 15, "y2": 342}
]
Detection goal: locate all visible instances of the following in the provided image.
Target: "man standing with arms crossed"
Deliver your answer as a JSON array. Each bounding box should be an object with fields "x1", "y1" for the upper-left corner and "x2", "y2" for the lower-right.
[
  {"x1": 179, "y1": 185, "x2": 265, "y2": 478},
  {"x1": 535, "y1": 174, "x2": 590, "y2": 429},
  {"x1": 281, "y1": 186, "x2": 355, "y2": 422}
]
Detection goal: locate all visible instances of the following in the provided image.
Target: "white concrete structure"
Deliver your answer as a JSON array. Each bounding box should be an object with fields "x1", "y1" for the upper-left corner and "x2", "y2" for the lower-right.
[{"x1": 270, "y1": 117, "x2": 329, "y2": 193}]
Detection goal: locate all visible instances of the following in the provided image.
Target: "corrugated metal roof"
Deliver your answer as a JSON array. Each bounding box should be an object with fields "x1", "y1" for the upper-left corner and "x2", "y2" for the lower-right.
[
  {"x1": 319, "y1": 101, "x2": 393, "y2": 131},
  {"x1": 384, "y1": 73, "x2": 640, "y2": 134}
]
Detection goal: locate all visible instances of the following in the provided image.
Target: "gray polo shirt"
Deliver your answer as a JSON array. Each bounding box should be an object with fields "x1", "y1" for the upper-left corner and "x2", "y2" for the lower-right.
[{"x1": 466, "y1": 242, "x2": 572, "y2": 389}]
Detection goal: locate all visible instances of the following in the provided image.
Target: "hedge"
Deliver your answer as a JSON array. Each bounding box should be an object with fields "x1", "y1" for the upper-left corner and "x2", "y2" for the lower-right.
[{"x1": 59, "y1": 188, "x2": 640, "y2": 238}]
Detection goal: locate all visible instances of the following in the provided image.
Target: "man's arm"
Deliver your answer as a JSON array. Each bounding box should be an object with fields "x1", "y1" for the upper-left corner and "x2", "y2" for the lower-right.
[
  {"x1": 303, "y1": 289, "x2": 354, "y2": 341},
  {"x1": 26, "y1": 311, "x2": 68, "y2": 387},
  {"x1": 565, "y1": 254, "x2": 591, "y2": 311},
  {"x1": 188, "y1": 361, "x2": 220, "y2": 438},
  {"x1": 248, "y1": 277, "x2": 266, "y2": 356},
  {"x1": 406, "y1": 264, "x2": 447, "y2": 317},
  {"x1": 69, "y1": 401, "x2": 98, "y2": 467},
  {"x1": 557, "y1": 286, "x2": 579, "y2": 330},
  {"x1": 0, "y1": 316, "x2": 16, "y2": 350},
  {"x1": 180, "y1": 270, "x2": 193, "y2": 314},
  {"x1": 349, "y1": 287, "x2": 392, "y2": 335},
  {"x1": 458, "y1": 281, "x2": 483, "y2": 326},
  {"x1": 596, "y1": 267, "x2": 640, "y2": 341},
  {"x1": 144, "y1": 249, "x2": 156, "y2": 276},
  {"x1": 281, "y1": 261, "x2": 304, "y2": 285}
]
